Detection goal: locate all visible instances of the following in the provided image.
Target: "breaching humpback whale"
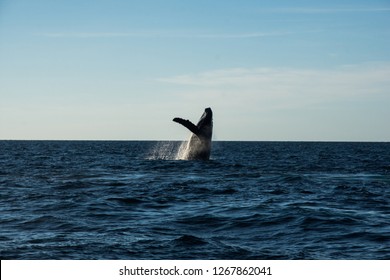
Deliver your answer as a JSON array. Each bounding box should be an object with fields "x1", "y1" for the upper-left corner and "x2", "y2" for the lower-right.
[{"x1": 173, "y1": 107, "x2": 213, "y2": 160}]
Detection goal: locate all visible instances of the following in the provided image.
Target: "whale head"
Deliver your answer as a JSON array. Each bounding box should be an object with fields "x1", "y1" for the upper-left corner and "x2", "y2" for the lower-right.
[{"x1": 198, "y1": 107, "x2": 213, "y2": 127}]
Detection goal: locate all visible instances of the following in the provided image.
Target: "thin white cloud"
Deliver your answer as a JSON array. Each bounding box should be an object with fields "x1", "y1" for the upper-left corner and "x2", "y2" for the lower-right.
[
  {"x1": 261, "y1": 7, "x2": 390, "y2": 14},
  {"x1": 190, "y1": 32, "x2": 290, "y2": 39},
  {"x1": 38, "y1": 31, "x2": 290, "y2": 39},
  {"x1": 40, "y1": 32, "x2": 137, "y2": 38},
  {"x1": 158, "y1": 63, "x2": 390, "y2": 109},
  {"x1": 157, "y1": 63, "x2": 390, "y2": 141}
]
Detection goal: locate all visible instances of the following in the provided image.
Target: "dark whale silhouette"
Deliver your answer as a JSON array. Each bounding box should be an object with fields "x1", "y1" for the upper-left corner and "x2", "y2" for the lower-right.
[{"x1": 173, "y1": 107, "x2": 213, "y2": 160}]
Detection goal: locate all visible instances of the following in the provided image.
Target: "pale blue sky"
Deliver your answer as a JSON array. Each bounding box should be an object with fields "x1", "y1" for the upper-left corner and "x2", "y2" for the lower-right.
[{"x1": 1, "y1": 0, "x2": 389, "y2": 140}]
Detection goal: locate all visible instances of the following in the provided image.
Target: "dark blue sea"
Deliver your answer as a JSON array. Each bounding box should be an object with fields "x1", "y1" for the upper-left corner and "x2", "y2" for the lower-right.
[{"x1": 1, "y1": 141, "x2": 389, "y2": 259}]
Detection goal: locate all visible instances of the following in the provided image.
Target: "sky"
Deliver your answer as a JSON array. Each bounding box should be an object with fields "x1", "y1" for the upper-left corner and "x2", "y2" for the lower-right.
[{"x1": 0, "y1": 0, "x2": 389, "y2": 141}]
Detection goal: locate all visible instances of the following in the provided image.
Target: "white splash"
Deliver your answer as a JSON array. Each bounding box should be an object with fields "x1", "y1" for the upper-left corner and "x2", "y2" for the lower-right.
[
  {"x1": 175, "y1": 141, "x2": 189, "y2": 160},
  {"x1": 146, "y1": 141, "x2": 189, "y2": 160}
]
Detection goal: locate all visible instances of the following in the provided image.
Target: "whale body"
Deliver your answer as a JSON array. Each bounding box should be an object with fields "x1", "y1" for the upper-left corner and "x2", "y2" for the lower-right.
[{"x1": 173, "y1": 107, "x2": 213, "y2": 160}]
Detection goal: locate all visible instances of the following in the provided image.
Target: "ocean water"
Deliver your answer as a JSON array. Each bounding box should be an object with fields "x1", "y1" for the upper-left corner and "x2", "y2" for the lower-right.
[{"x1": 0, "y1": 140, "x2": 389, "y2": 260}]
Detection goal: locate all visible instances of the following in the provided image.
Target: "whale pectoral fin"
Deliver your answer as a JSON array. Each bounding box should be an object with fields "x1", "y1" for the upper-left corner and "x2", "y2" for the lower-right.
[{"x1": 173, "y1": 118, "x2": 200, "y2": 135}]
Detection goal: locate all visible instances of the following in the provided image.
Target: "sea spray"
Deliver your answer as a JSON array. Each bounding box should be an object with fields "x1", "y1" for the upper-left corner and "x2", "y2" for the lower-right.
[
  {"x1": 175, "y1": 141, "x2": 189, "y2": 160},
  {"x1": 146, "y1": 141, "x2": 188, "y2": 160}
]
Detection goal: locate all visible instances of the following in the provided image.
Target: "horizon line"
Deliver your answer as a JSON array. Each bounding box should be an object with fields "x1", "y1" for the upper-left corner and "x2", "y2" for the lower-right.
[{"x1": 1, "y1": 139, "x2": 389, "y2": 143}]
